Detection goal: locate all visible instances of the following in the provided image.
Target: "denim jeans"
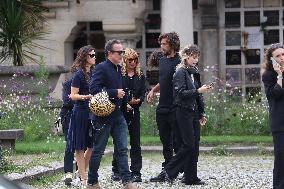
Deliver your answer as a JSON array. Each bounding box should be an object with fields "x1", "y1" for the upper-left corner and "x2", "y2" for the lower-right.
[
  {"x1": 112, "y1": 108, "x2": 142, "y2": 175},
  {"x1": 88, "y1": 112, "x2": 132, "y2": 184}
]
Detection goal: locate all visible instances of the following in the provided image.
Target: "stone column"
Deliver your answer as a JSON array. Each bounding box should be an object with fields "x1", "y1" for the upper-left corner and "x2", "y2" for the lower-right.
[
  {"x1": 161, "y1": 0, "x2": 193, "y2": 47},
  {"x1": 199, "y1": 0, "x2": 219, "y2": 85}
]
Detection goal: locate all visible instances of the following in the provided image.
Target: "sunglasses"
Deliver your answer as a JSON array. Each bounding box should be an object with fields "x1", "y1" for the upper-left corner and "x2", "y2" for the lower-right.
[
  {"x1": 89, "y1": 53, "x2": 96, "y2": 58},
  {"x1": 111, "y1": 50, "x2": 125, "y2": 55},
  {"x1": 127, "y1": 58, "x2": 138, "y2": 62}
]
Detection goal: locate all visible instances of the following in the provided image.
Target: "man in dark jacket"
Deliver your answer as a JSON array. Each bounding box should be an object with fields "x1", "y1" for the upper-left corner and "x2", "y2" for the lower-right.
[{"x1": 87, "y1": 39, "x2": 141, "y2": 189}]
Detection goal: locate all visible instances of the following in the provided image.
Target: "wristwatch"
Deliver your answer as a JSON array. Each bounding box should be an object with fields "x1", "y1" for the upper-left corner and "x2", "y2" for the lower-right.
[{"x1": 277, "y1": 75, "x2": 283, "y2": 80}]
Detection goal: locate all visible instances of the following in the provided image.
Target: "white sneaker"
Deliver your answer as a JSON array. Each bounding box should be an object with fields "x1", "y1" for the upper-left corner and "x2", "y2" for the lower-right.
[{"x1": 64, "y1": 172, "x2": 73, "y2": 186}]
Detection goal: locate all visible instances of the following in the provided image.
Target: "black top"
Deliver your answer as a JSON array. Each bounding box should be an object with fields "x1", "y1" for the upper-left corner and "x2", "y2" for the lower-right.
[
  {"x1": 123, "y1": 73, "x2": 146, "y2": 109},
  {"x1": 262, "y1": 70, "x2": 284, "y2": 132},
  {"x1": 157, "y1": 54, "x2": 180, "y2": 114}
]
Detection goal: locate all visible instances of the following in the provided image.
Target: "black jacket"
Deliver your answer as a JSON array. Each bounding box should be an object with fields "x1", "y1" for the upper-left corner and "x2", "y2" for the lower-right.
[
  {"x1": 123, "y1": 73, "x2": 146, "y2": 109},
  {"x1": 90, "y1": 59, "x2": 125, "y2": 121},
  {"x1": 262, "y1": 70, "x2": 284, "y2": 132},
  {"x1": 173, "y1": 67, "x2": 205, "y2": 119}
]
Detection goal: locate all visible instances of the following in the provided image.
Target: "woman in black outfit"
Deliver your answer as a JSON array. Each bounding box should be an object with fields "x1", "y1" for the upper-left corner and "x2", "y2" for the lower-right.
[
  {"x1": 262, "y1": 43, "x2": 284, "y2": 189},
  {"x1": 161, "y1": 44, "x2": 212, "y2": 185},
  {"x1": 111, "y1": 48, "x2": 146, "y2": 182}
]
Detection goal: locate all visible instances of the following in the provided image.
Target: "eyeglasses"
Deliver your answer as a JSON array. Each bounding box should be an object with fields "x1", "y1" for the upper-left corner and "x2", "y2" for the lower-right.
[
  {"x1": 111, "y1": 50, "x2": 125, "y2": 55},
  {"x1": 89, "y1": 53, "x2": 96, "y2": 59}
]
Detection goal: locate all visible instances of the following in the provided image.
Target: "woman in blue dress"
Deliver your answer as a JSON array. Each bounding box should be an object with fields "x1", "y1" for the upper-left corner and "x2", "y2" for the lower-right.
[{"x1": 68, "y1": 45, "x2": 96, "y2": 187}]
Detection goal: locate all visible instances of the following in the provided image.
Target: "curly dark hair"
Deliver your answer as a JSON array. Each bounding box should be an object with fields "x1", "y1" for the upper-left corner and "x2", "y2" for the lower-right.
[
  {"x1": 147, "y1": 49, "x2": 164, "y2": 67},
  {"x1": 158, "y1": 32, "x2": 180, "y2": 52},
  {"x1": 263, "y1": 43, "x2": 284, "y2": 72},
  {"x1": 70, "y1": 45, "x2": 95, "y2": 81}
]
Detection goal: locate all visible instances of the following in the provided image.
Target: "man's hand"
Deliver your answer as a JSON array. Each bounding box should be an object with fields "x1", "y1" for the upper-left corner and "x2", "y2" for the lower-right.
[{"x1": 117, "y1": 89, "x2": 125, "y2": 99}]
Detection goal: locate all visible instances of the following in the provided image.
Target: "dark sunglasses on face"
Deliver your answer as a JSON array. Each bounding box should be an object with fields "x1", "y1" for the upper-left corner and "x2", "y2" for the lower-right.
[
  {"x1": 111, "y1": 50, "x2": 125, "y2": 55},
  {"x1": 89, "y1": 53, "x2": 96, "y2": 58},
  {"x1": 127, "y1": 58, "x2": 138, "y2": 62}
]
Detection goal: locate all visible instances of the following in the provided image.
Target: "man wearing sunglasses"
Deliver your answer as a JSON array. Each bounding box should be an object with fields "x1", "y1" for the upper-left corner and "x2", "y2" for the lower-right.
[{"x1": 87, "y1": 39, "x2": 141, "y2": 189}]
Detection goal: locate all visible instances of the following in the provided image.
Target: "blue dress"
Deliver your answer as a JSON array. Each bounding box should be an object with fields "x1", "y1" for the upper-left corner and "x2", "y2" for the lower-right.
[{"x1": 67, "y1": 69, "x2": 93, "y2": 151}]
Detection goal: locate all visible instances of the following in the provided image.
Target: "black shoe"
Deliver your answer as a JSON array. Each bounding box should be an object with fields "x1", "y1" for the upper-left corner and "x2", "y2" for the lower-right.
[
  {"x1": 183, "y1": 178, "x2": 205, "y2": 185},
  {"x1": 111, "y1": 172, "x2": 121, "y2": 181},
  {"x1": 131, "y1": 173, "x2": 142, "y2": 182},
  {"x1": 149, "y1": 171, "x2": 166, "y2": 182}
]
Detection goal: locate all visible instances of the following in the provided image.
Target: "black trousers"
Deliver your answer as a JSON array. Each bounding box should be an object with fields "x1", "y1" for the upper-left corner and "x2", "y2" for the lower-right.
[
  {"x1": 112, "y1": 108, "x2": 142, "y2": 175},
  {"x1": 62, "y1": 110, "x2": 75, "y2": 173},
  {"x1": 165, "y1": 107, "x2": 200, "y2": 182},
  {"x1": 156, "y1": 112, "x2": 180, "y2": 168},
  {"x1": 272, "y1": 132, "x2": 284, "y2": 189}
]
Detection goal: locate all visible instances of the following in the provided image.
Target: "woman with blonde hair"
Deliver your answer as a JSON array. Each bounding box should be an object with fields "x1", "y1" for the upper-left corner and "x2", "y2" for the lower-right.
[
  {"x1": 111, "y1": 48, "x2": 146, "y2": 182},
  {"x1": 67, "y1": 45, "x2": 96, "y2": 187}
]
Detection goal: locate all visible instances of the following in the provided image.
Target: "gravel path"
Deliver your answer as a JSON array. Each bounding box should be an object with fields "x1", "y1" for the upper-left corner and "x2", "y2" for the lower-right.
[{"x1": 31, "y1": 154, "x2": 273, "y2": 189}]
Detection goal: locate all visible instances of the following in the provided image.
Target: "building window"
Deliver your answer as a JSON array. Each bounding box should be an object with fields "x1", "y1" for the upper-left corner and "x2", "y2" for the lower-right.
[
  {"x1": 264, "y1": 11, "x2": 279, "y2": 26},
  {"x1": 146, "y1": 33, "x2": 160, "y2": 48},
  {"x1": 264, "y1": 30, "x2": 279, "y2": 45},
  {"x1": 225, "y1": 12, "x2": 240, "y2": 28},
  {"x1": 226, "y1": 68, "x2": 242, "y2": 85},
  {"x1": 145, "y1": 14, "x2": 161, "y2": 30},
  {"x1": 245, "y1": 68, "x2": 260, "y2": 84},
  {"x1": 244, "y1": 11, "x2": 260, "y2": 26},
  {"x1": 153, "y1": 0, "x2": 161, "y2": 10},
  {"x1": 226, "y1": 50, "x2": 241, "y2": 65},
  {"x1": 90, "y1": 22, "x2": 103, "y2": 31},
  {"x1": 73, "y1": 22, "x2": 105, "y2": 63},
  {"x1": 226, "y1": 31, "x2": 241, "y2": 46},
  {"x1": 245, "y1": 49, "x2": 260, "y2": 64},
  {"x1": 224, "y1": 0, "x2": 241, "y2": 8}
]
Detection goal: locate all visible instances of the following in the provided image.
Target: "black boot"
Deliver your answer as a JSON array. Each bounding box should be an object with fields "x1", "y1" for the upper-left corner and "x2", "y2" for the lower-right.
[
  {"x1": 111, "y1": 172, "x2": 121, "y2": 181},
  {"x1": 182, "y1": 177, "x2": 205, "y2": 185},
  {"x1": 149, "y1": 171, "x2": 166, "y2": 182},
  {"x1": 131, "y1": 173, "x2": 142, "y2": 182}
]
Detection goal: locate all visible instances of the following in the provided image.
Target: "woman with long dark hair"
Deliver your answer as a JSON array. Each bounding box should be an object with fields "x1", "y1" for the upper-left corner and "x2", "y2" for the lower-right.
[
  {"x1": 68, "y1": 45, "x2": 96, "y2": 187},
  {"x1": 262, "y1": 43, "x2": 284, "y2": 189}
]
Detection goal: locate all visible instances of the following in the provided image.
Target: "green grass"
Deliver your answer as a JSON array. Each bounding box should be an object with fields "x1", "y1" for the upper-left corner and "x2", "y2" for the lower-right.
[
  {"x1": 15, "y1": 138, "x2": 65, "y2": 154},
  {"x1": 14, "y1": 135, "x2": 273, "y2": 154}
]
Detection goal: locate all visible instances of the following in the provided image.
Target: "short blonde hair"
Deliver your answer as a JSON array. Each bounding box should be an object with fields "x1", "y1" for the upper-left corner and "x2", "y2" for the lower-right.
[
  {"x1": 176, "y1": 44, "x2": 200, "y2": 70},
  {"x1": 121, "y1": 48, "x2": 142, "y2": 78}
]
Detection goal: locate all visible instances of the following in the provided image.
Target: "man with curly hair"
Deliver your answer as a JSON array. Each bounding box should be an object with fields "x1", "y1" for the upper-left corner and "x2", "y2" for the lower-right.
[{"x1": 147, "y1": 32, "x2": 181, "y2": 182}]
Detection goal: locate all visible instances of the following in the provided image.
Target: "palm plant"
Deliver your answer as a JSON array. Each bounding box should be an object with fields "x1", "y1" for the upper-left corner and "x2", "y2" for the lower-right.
[{"x1": 0, "y1": 0, "x2": 47, "y2": 66}]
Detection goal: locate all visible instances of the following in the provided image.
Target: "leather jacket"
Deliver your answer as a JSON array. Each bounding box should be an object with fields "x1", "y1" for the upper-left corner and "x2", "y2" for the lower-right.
[{"x1": 173, "y1": 66, "x2": 205, "y2": 118}]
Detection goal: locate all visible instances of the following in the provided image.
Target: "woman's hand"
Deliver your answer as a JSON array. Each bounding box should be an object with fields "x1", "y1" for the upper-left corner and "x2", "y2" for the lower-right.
[
  {"x1": 199, "y1": 116, "x2": 207, "y2": 126},
  {"x1": 273, "y1": 62, "x2": 282, "y2": 75},
  {"x1": 197, "y1": 85, "x2": 212, "y2": 94}
]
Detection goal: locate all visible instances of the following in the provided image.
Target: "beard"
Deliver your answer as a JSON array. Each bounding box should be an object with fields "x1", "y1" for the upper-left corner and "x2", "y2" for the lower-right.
[{"x1": 162, "y1": 49, "x2": 171, "y2": 56}]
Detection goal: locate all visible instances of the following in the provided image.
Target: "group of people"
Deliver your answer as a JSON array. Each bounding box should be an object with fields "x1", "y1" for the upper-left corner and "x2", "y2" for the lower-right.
[{"x1": 58, "y1": 30, "x2": 284, "y2": 189}]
